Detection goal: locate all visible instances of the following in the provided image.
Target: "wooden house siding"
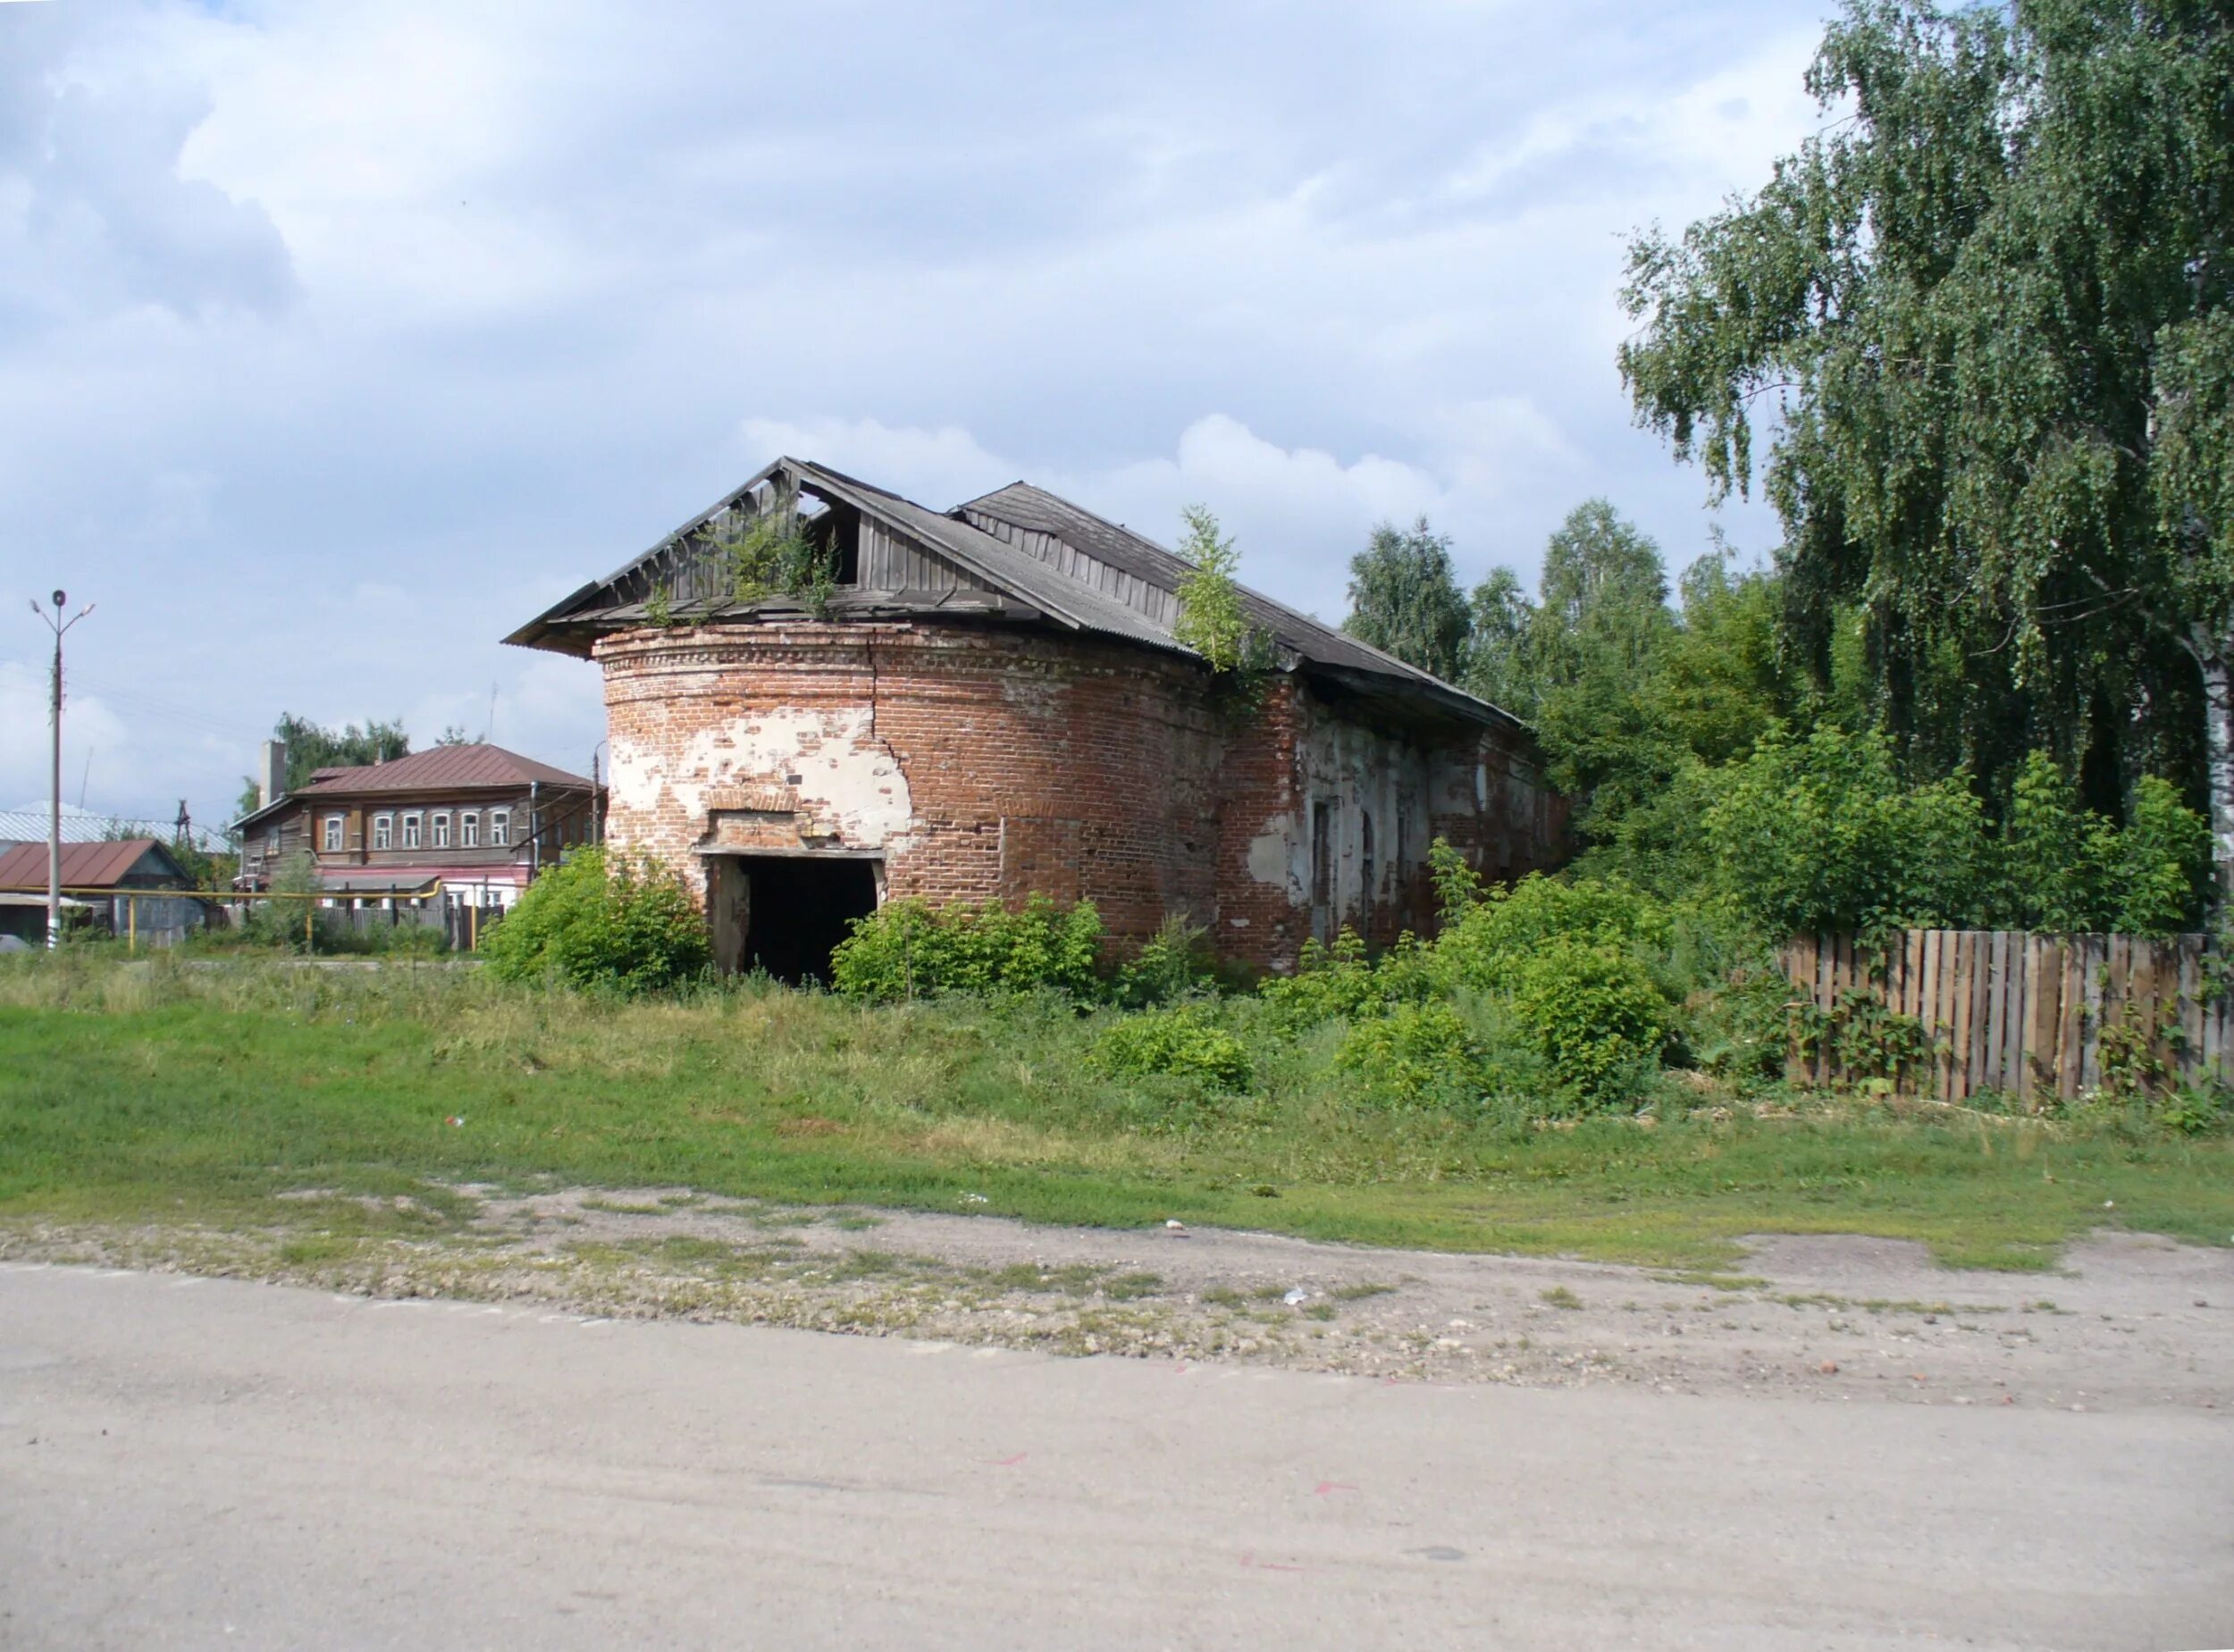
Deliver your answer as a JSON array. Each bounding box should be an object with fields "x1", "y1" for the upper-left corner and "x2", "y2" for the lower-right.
[
  {"x1": 857, "y1": 518, "x2": 993, "y2": 600},
  {"x1": 240, "y1": 785, "x2": 598, "y2": 888}
]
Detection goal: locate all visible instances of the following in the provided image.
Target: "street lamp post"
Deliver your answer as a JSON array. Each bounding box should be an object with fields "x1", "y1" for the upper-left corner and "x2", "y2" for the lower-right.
[{"x1": 29, "y1": 590, "x2": 94, "y2": 950}]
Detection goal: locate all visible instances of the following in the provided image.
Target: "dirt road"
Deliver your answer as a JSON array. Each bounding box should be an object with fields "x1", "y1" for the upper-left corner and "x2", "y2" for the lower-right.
[
  {"x1": 4, "y1": 1262, "x2": 2228, "y2": 1649},
  {"x1": 13, "y1": 1187, "x2": 2227, "y2": 1407}
]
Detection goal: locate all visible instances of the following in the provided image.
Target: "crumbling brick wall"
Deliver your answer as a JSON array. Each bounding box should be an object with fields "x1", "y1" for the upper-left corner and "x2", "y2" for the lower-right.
[{"x1": 597, "y1": 621, "x2": 1565, "y2": 972}]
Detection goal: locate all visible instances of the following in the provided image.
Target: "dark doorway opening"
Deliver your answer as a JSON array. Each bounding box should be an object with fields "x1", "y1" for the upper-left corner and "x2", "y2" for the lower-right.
[{"x1": 710, "y1": 855, "x2": 879, "y2": 984}]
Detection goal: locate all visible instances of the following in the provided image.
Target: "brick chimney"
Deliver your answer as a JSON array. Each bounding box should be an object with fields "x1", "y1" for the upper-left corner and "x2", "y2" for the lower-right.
[{"x1": 258, "y1": 740, "x2": 288, "y2": 809}]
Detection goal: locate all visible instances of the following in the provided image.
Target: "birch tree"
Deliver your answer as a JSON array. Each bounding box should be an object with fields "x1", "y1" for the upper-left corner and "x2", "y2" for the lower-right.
[{"x1": 1620, "y1": 0, "x2": 2234, "y2": 891}]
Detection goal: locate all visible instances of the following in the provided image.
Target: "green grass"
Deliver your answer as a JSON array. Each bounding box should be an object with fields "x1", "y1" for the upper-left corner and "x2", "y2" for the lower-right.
[{"x1": 2, "y1": 953, "x2": 2230, "y2": 1271}]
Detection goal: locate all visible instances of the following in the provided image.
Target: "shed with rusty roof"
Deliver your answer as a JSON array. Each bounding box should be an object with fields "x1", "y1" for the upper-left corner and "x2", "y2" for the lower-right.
[{"x1": 0, "y1": 838, "x2": 204, "y2": 944}]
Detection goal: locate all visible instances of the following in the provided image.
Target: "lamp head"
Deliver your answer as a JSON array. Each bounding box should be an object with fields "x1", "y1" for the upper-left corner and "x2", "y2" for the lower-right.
[{"x1": 51, "y1": 590, "x2": 66, "y2": 610}]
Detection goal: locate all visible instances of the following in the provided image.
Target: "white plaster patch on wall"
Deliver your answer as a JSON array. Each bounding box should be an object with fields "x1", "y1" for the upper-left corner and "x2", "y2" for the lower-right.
[
  {"x1": 615, "y1": 702, "x2": 917, "y2": 851},
  {"x1": 1247, "y1": 819, "x2": 1296, "y2": 893},
  {"x1": 1294, "y1": 713, "x2": 1432, "y2": 918},
  {"x1": 997, "y1": 668, "x2": 1067, "y2": 720}
]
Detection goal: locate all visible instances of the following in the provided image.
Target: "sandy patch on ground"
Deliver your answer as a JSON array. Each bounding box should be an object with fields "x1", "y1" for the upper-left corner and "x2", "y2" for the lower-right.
[{"x1": 6, "y1": 1188, "x2": 2228, "y2": 1413}]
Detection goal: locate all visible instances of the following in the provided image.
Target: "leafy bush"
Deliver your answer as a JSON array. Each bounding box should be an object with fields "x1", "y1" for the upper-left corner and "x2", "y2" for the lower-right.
[
  {"x1": 1677, "y1": 950, "x2": 1798, "y2": 1090},
  {"x1": 481, "y1": 848, "x2": 710, "y2": 994},
  {"x1": 1259, "y1": 928, "x2": 1439, "y2": 1027},
  {"x1": 1332, "y1": 999, "x2": 1484, "y2": 1109},
  {"x1": 1092, "y1": 1002, "x2": 1254, "y2": 1090},
  {"x1": 1703, "y1": 728, "x2": 2211, "y2": 936},
  {"x1": 1509, "y1": 940, "x2": 1667, "y2": 1113},
  {"x1": 1434, "y1": 872, "x2": 1670, "y2": 995},
  {"x1": 828, "y1": 894, "x2": 1102, "y2": 1002},
  {"x1": 2109, "y1": 776, "x2": 2213, "y2": 935},
  {"x1": 247, "y1": 850, "x2": 323, "y2": 948},
  {"x1": 1115, "y1": 915, "x2": 1218, "y2": 1008},
  {"x1": 1703, "y1": 725, "x2": 1990, "y2": 935},
  {"x1": 1172, "y1": 506, "x2": 1272, "y2": 687}
]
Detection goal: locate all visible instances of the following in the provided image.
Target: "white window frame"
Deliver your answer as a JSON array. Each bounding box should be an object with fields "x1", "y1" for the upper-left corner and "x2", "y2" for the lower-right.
[
  {"x1": 401, "y1": 812, "x2": 422, "y2": 851},
  {"x1": 372, "y1": 813, "x2": 393, "y2": 851},
  {"x1": 460, "y1": 811, "x2": 479, "y2": 849},
  {"x1": 432, "y1": 812, "x2": 449, "y2": 850},
  {"x1": 490, "y1": 808, "x2": 510, "y2": 848},
  {"x1": 322, "y1": 816, "x2": 343, "y2": 852}
]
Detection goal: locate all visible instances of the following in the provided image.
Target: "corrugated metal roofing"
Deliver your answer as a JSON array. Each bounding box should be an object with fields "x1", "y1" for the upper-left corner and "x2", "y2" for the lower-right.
[
  {"x1": 0, "y1": 807, "x2": 226, "y2": 852},
  {"x1": 0, "y1": 838, "x2": 179, "y2": 890},
  {"x1": 959, "y1": 482, "x2": 1516, "y2": 718},
  {"x1": 293, "y1": 743, "x2": 593, "y2": 797}
]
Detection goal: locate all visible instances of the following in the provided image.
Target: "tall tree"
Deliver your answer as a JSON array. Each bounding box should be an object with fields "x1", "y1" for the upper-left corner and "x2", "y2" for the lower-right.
[
  {"x1": 1524, "y1": 502, "x2": 1682, "y2": 843},
  {"x1": 1462, "y1": 567, "x2": 1538, "y2": 715},
  {"x1": 236, "y1": 713, "x2": 410, "y2": 818},
  {"x1": 1341, "y1": 516, "x2": 1472, "y2": 683},
  {"x1": 1620, "y1": 0, "x2": 2234, "y2": 889}
]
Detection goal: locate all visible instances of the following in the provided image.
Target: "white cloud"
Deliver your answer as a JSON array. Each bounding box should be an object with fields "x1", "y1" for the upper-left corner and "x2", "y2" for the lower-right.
[
  {"x1": 732, "y1": 406, "x2": 1600, "y2": 620},
  {"x1": 0, "y1": 4, "x2": 295, "y2": 323},
  {"x1": 735, "y1": 416, "x2": 1016, "y2": 509},
  {"x1": 0, "y1": 660, "x2": 134, "y2": 812},
  {"x1": 0, "y1": 0, "x2": 1821, "y2": 821}
]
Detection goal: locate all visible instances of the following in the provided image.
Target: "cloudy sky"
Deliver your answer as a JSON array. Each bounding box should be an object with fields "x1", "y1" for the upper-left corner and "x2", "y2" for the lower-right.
[{"x1": 0, "y1": 0, "x2": 1831, "y2": 827}]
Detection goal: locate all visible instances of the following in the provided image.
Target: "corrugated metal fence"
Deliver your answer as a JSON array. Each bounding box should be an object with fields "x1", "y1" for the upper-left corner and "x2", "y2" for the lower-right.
[{"x1": 1779, "y1": 931, "x2": 2230, "y2": 1102}]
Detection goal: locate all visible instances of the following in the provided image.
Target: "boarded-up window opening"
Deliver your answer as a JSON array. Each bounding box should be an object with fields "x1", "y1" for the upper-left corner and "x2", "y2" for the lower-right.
[{"x1": 1311, "y1": 801, "x2": 1334, "y2": 936}]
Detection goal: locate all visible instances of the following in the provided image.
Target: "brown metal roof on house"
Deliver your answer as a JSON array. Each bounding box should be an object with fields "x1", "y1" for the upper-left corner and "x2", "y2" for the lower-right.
[
  {"x1": 293, "y1": 743, "x2": 593, "y2": 798},
  {"x1": 0, "y1": 838, "x2": 180, "y2": 890}
]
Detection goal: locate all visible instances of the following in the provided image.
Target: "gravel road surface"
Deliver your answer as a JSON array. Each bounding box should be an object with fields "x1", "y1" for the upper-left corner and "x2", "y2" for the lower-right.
[{"x1": 4, "y1": 1263, "x2": 2228, "y2": 1649}]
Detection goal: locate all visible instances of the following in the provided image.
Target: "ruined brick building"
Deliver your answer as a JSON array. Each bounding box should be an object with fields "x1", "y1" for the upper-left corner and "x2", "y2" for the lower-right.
[{"x1": 507, "y1": 457, "x2": 1566, "y2": 978}]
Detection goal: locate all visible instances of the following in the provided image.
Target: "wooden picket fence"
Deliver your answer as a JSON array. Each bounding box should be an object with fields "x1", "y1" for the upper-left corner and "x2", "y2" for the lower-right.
[{"x1": 1779, "y1": 930, "x2": 2231, "y2": 1103}]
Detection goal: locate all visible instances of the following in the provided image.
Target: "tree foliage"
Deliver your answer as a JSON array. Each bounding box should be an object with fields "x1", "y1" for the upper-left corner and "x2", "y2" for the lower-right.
[
  {"x1": 236, "y1": 713, "x2": 409, "y2": 819},
  {"x1": 1461, "y1": 567, "x2": 1537, "y2": 717},
  {"x1": 1173, "y1": 506, "x2": 1273, "y2": 699},
  {"x1": 1702, "y1": 727, "x2": 2211, "y2": 935},
  {"x1": 1341, "y1": 516, "x2": 1471, "y2": 682},
  {"x1": 1620, "y1": 0, "x2": 2234, "y2": 883}
]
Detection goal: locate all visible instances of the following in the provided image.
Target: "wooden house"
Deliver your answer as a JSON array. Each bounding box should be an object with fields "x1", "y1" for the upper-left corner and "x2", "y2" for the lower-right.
[{"x1": 231, "y1": 742, "x2": 600, "y2": 909}]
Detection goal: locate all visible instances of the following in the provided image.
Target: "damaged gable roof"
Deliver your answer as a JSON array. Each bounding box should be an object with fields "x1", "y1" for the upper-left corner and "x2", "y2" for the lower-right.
[
  {"x1": 504, "y1": 457, "x2": 1521, "y2": 733},
  {"x1": 955, "y1": 482, "x2": 1518, "y2": 730}
]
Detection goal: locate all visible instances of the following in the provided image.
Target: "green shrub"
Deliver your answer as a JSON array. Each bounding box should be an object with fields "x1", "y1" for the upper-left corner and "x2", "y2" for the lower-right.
[
  {"x1": 1260, "y1": 929, "x2": 1377, "y2": 1026},
  {"x1": 1678, "y1": 951, "x2": 1798, "y2": 1091},
  {"x1": 1332, "y1": 999, "x2": 1484, "y2": 1109},
  {"x1": 1509, "y1": 940, "x2": 1667, "y2": 1113},
  {"x1": 1702, "y1": 725, "x2": 1992, "y2": 935},
  {"x1": 1115, "y1": 915, "x2": 1218, "y2": 1008},
  {"x1": 1091, "y1": 1002, "x2": 1254, "y2": 1090},
  {"x1": 1703, "y1": 729, "x2": 2210, "y2": 936},
  {"x1": 1259, "y1": 928, "x2": 1438, "y2": 1027},
  {"x1": 481, "y1": 847, "x2": 710, "y2": 994},
  {"x1": 248, "y1": 851, "x2": 322, "y2": 949},
  {"x1": 828, "y1": 894, "x2": 1102, "y2": 1002},
  {"x1": 1433, "y1": 872, "x2": 1670, "y2": 995},
  {"x1": 2111, "y1": 776, "x2": 2213, "y2": 935}
]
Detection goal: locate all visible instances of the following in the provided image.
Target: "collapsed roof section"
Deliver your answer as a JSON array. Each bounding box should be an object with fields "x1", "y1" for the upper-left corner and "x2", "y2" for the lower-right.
[{"x1": 504, "y1": 456, "x2": 1522, "y2": 734}]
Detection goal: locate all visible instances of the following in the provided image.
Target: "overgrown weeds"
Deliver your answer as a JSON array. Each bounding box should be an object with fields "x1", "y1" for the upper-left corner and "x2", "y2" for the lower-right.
[{"x1": 3, "y1": 952, "x2": 2230, "y2": 1269}]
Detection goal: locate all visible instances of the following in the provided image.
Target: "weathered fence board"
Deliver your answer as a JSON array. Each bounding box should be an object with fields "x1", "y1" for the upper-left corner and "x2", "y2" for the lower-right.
[{"x1": 1783, "y1": 928, "x2": 2226, "y2": 1100}]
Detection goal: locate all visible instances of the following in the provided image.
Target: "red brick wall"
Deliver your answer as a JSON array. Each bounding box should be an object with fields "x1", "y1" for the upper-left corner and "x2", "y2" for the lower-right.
[{"x1": 596, "y1": 621, "x2": 1565, "y2": 971}]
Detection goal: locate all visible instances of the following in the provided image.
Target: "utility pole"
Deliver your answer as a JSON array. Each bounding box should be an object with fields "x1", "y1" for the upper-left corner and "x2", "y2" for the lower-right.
[{"x1": 29, "y1": 589, "x2": 95, "y2": 950}]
